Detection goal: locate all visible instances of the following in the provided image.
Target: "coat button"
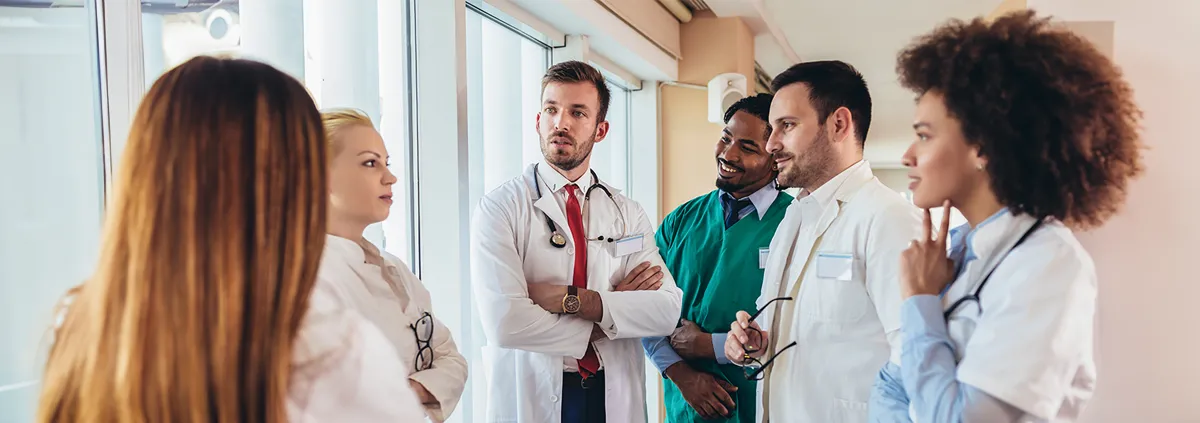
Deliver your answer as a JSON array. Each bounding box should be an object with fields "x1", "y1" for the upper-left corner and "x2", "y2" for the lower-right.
[
  {"x1": 550, "y1": 395, "x2": 559, "y2": 403},
  {"x1": 566, "y1": 247, "x2": 575, "y2": 255}
]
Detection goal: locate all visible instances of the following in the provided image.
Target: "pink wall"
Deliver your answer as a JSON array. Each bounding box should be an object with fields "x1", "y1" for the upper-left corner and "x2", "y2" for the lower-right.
[{"x1": 1028, "y1": 1, "x2": 1200, "y2": 421}]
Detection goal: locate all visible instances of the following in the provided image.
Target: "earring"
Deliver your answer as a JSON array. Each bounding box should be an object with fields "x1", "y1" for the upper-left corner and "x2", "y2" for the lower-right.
[{"x1": 976, "y1": 163, "x2": 985, "y2": 171}]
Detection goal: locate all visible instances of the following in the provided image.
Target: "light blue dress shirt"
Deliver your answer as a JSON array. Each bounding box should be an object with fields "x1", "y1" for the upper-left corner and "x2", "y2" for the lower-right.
[{"x1": 868, "y1": 210, "x2": 1026, "y2": 422}]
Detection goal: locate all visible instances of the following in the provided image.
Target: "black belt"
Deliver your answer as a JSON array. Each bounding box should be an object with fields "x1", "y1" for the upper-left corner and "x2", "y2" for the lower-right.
[{"x1": 563, "y1": 370, "x2": 605, "y2": 389}]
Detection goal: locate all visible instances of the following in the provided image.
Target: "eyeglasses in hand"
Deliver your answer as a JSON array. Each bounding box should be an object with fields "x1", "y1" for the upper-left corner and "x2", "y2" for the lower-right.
[
  {"x1": 741, "y1": 296, "x2": 798, "y2": 381},
  {"x1": 411, "y1": 311, "x2": 434, "y2": 372}
]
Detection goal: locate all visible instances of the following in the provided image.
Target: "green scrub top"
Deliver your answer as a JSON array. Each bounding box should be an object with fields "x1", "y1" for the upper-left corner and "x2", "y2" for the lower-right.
[{"x1": 656, "y1": 189, "x2": 793, "y2": 423}]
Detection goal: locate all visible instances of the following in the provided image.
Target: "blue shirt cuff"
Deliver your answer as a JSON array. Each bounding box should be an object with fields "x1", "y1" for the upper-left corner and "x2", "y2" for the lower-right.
[
  {"x1": 900, "y1": 295, "x2": 948, "y2": 340},
  {"x1": 641, "y1": 336, "x2": 684, "y2": 376},
  {"x1": 712, "y1": 333, "x2": 730, "y2": 365}
]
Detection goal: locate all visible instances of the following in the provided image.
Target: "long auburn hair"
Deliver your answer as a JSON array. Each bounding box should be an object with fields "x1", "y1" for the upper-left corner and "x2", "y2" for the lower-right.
[{"x1": 37, "y1": 56, "x2": 328, "y2": 422}]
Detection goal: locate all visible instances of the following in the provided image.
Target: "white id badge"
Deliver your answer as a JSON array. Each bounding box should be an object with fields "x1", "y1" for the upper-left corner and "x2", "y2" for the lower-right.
[
  {"x1": 815, "y1": 252, "x2": 854, "y2": 280},
  {"x1": 758, "y1": 248, "x2": 770, "y2": 269},
  {"x1": 613, "y1": 234, "x2": 645, "y2": 257}
]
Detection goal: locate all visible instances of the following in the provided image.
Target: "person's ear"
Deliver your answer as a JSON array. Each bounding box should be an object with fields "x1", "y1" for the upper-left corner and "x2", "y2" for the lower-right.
[
  {"x1": 972, "y1": 148, "x2": 987, "y2": 172},
  {"x1": 593, "y1": 120, "x2": 610, "y2": 143},
  {"x1": 828, "y1": 107, "x2": 854, "y2": 144}
]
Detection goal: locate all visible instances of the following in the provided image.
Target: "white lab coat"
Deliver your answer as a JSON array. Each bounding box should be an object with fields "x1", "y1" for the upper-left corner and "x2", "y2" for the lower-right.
[
  {"x1": 471, "y1": 163, "x2": 683, "y2": 423},
  {"x1": 315, "y1": 235, "x2": 468, "y2": 422},
  {"x1": 936, "y1": 212, "x2": 1097, "y2": 421},
  {"x1": 288, "y1": 278, "x2": 427, "y2": 422},
  {"x1": 754, "y1": 161, "x2": 921, "y2": 422}
]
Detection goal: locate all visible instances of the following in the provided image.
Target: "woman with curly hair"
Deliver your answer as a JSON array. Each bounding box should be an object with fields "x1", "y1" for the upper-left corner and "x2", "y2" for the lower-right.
[{"x1": 868, "y1": 10, "x2": 1144, "y2": 423}]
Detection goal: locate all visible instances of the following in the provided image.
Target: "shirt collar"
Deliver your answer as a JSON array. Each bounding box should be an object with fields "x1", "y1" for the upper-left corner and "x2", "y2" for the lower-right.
[
  {"x1": 948, "y1": 208, "x2": 1011, "y2": 274},
  {"x1": 537, "y1": 161, "x2": 595, "y2": 194},
  {"x1": 795, "y1": 160, "x2": 871, "y2": 208},
  {"x1": 719, "y1": 180, "x2": 779, "y2": 219},
  {"x1": 326, "y1": 234, "x2": 367, "y2": 264}
]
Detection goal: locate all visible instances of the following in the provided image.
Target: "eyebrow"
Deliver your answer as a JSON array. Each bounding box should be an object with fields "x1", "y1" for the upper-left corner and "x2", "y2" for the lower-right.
[
  {"x1": 913, "y1": 122, "x2": 932, "y2": 130},
  {"x1": 542, "y1": 100, "x2": 592, "y2": 111},
  {"x1": 772, "y1": 116, "x2": 796, "y2": 125},
  {"x1": 357, "y1": 151, "x2": 385, "y2": 159},
  {"x1": 723, "y1": 128, "x2": 763, "y2": 148}
]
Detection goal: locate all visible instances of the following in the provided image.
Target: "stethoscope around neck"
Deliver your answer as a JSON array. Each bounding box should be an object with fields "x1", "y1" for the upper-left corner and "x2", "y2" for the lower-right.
[{"x1": 533, "y1": 163, "x2": 625, "y2": 249}]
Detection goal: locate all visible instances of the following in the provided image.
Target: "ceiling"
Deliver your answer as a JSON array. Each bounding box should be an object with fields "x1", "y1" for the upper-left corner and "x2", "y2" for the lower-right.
[{"x1": 712, "y1": 0, "x2": 1003, "y2": 166}]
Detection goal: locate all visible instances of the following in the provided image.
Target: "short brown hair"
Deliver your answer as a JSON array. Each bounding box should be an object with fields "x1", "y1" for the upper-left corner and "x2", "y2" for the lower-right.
[
  {"x1": 896, "y1": 10, "x2": 1144, "y2": 229},
  {"x1": 541, "y1": 60, "x2": 611, "y2": 122}
]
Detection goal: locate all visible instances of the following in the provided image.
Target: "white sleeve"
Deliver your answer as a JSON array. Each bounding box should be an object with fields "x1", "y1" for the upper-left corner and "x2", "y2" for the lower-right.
[
  {"x1": 470, "y1": 195, "x2": 595, "y2": 356},
  {"x1": 288, "y1": 287, "x2": 427, "y2": 423},
  {"x1": 396, "y1": 263, "x2": 468, "y2": 422},
  {"x1": 594, "y1": 200, "x2": 683, "y2": 339},
  {"x1": 956, "y1": 240, "x2": 1096, "y2": 419},
  {"x1": 866, "y1": 200, "x2": 922, "y2": 364}
]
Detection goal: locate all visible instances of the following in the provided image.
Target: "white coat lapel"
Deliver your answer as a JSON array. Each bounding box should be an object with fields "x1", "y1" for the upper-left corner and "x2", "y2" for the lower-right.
[
  {"x1": 949, "y1": 216, "x2": 1038, "y2": 309},
  {"x1": 758, "y1": 208, "x2": 803, "y2": 326},
  {"x1": 533, "y1": 194, "x2": 572, "y2": 243},
  {"x1": 525, "y1": 166, "x2": 575, "y2": 246},
  {"x1": 781, "y1": 200, "x2": 842, "y2": 296}
]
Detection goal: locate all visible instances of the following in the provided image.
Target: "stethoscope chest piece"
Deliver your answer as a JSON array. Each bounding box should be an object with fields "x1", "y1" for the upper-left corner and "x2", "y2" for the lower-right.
[
  {"x1": 532, "y1": 163, "x2": 625, "y2": 250},
  {"x1": 550, "y1": 232, "x2": 567, "y2": 248}
]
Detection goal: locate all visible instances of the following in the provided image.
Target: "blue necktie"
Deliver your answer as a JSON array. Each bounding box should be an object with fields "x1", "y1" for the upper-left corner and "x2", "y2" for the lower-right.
[{"x1": 722, "y1": 196, "x2": 753, "y2": 229}]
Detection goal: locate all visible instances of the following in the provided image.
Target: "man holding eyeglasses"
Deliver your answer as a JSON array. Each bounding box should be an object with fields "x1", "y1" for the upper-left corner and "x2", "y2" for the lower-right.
[
  {"x1": 641, "y1": 94, "x2": 790, "y2": 423},
  {"x1": 723, "y1": 61, "x2": 921, "y2": 422}
]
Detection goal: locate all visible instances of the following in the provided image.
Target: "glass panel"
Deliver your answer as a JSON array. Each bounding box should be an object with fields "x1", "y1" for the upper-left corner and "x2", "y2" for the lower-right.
[
  {"x1": 602, "y1": 82, "x2": 630, "y2": 193},
  {"x1": 466, "y1": 10, "x2": 551, "y2": 421},
  {"x1": 141, "y1": 0, "x2": 414, "y2": 262},
  {"x1": 475, "y1": 16, "x2": 547, "y2": 194},
  {"x1": 0, "y1": 3, "x2": 104, "y2": 421}
]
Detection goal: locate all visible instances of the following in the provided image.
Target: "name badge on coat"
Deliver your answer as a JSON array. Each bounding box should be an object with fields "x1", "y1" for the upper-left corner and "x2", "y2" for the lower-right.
[
  {"x1": 759, "y1": 247, "x2": 769, "y2": 269},
  {"x1": 613, "y1": 234, "x2": 645, "y2": 257},
  {"x1": 815, "y1": 252, "x2": 854, "y2": 280}
]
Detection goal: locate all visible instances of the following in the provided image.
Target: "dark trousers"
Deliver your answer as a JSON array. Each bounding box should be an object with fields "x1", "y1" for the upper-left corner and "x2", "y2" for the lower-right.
[{"x1": 561, "y1": 371, "x2": 606, "y2": 423}]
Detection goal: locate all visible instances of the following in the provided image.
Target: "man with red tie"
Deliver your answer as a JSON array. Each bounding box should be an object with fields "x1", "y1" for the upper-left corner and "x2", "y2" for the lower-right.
[{"x1": 471, "y1": 60, "x2": 683, "y2": 423}]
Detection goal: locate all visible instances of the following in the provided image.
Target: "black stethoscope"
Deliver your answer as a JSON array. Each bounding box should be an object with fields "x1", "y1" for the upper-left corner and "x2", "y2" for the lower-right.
[
  {"x1": 943, "y1": 219, "x2": 1044, "y2": 319},
  {"x1": 533, "y1": 163, "x2": 626, "y2": 249}
]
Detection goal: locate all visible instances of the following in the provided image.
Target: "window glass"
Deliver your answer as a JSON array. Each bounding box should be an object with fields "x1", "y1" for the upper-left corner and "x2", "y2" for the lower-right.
[
  {"x1": 0, "y1": 3, "x2": 104, "y2": 421},
  {"x1": 141, "y1": 0, "x2": 415, "y2": 261},
  {"x1": 591, "y1": 81, "x2": 630, "y2": 192}
]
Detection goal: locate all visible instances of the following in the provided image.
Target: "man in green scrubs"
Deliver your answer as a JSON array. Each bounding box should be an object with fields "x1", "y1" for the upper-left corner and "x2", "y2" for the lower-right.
[{"x1": 642, "y1": 93, "x2": 791, "y2": 422}]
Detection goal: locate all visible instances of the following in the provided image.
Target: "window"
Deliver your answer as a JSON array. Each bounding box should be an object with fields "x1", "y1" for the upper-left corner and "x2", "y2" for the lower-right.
[
  {"x1": 463, "y1": 9, "x2": 553, "y2": 421},
  {"x1": 466, "y1": 10, "x2": 550, "y2": 196},
  {"x1": 141, "y1": 0, "x2": 416, "y2": 262},
  {"x1": 0, "y1": 3, "x2": 105, "y2": 420},
  {"x1": 589, "y1": 81, "x2": 632, "y2": 193}
]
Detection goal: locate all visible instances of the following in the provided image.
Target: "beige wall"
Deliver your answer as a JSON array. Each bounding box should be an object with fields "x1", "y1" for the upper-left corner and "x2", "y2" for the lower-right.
[
  {"x1": 987, "y1": 0, "x2": 1027, "y2": 20},
  {"x1": 873, "y1": 168, "x2": 910, "y2": 196},
  {"x1": 661, "y1": 84, "x2": 722, "y2": 218},
  {"x1": 597, "y1": 0, "x2": 681, "y2": 58},
  {"x1": 660, "y1": 15, "x2": 755, "y2": 220},
  {"x1": 1028, "y1": 1, "x2": 1200, "y2": 421}
]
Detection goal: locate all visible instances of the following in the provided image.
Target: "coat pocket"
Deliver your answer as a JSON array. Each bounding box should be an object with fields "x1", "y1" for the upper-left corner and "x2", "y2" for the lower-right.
[{"x1": 805, "y1": 277, "x2": 870, "y2": 323}]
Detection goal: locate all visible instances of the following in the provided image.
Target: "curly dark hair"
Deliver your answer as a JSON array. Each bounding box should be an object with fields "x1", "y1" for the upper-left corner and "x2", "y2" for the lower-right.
[
  {"x1": 896, "y1": 10, "x2": 1144, "y2": 229},
  {"x1": 723, "y1": 93, "x2": 774, "y2": 137}
]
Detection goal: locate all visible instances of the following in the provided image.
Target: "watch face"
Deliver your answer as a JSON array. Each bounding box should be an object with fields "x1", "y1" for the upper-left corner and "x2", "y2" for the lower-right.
[{"x1": 564, "y1": 295, "x2": 581, "y2": 314}]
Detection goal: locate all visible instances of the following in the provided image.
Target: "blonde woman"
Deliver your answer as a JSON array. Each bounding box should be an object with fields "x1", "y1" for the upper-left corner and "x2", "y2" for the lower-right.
[
  {"x1": 318, "y1": 108, "x2": 468, "y2": 422},
  {"x1": 36, "y1": 56, "x2": 425, "y2": 423}
]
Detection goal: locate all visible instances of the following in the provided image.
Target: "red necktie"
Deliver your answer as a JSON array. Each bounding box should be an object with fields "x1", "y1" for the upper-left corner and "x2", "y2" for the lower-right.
[{"x1": 563, "y1": 184, "x2": 600, "y2": 378}]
